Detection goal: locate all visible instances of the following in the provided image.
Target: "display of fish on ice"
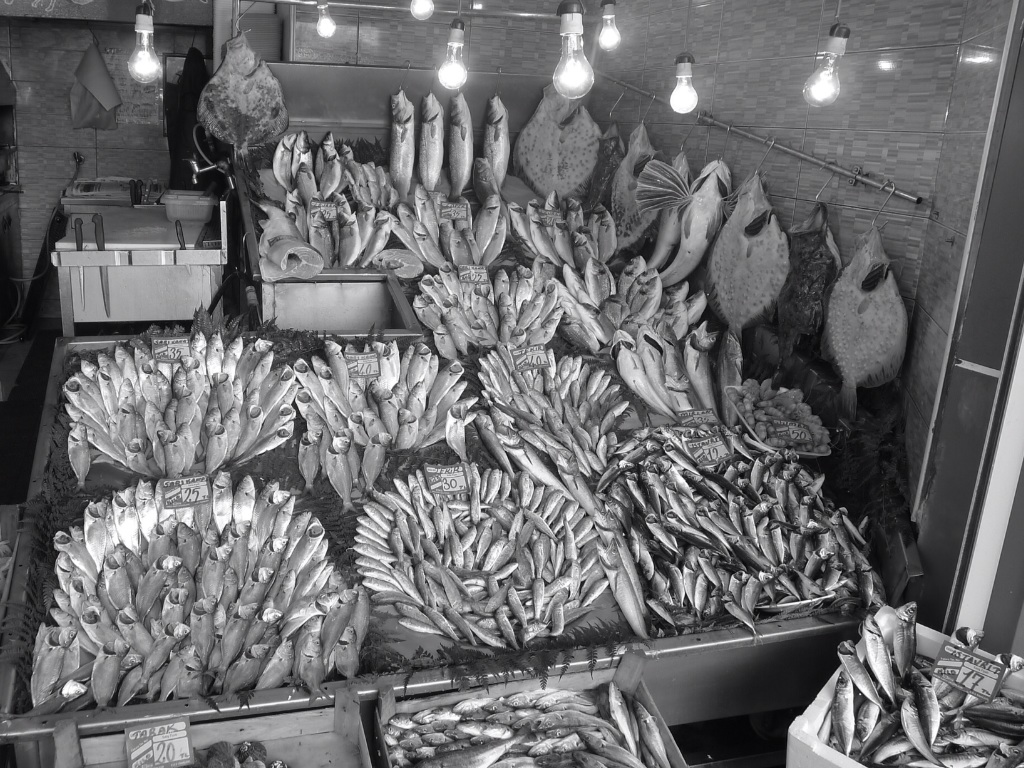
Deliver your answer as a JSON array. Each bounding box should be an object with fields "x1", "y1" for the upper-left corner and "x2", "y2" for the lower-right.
[
  {"x1": 822, "y1": 226, "x2": 908, "y2": 420},
  {"x1": 198, "y1": 33, "x2": 288, "y2": 148}
]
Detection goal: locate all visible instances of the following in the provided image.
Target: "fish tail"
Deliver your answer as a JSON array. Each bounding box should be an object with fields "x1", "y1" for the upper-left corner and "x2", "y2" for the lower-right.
[
  {"x1": 636, "y1": 160, "x2": 691, "y2": 215},
  {"x1": 839, "y1": 380, "x2": 857, "y2": 421}
]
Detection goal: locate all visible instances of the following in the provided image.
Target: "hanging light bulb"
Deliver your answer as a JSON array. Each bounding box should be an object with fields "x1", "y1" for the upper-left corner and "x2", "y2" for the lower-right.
[
  {"x1": 553, "y1": 0, "x2": 594, "y2": 99},
  {"x1": 438, "y1": 18, "x2": 468, "y2": 90},
  {"x1": 127, "y1": 1, "x2": 161, "y2": 84},
  {"x1": 803, "y1": 22, "x2": 850, "y2": 107},
  {"x1": 316, "y1": 1, "x2": 337, "y2": 37},
  {"x1": 410, "y1": 0, "x2": 434, "y2": 21},
  {"x1": 669, "y1": 52, "x2": 698, "y2": 113},
  {"x1": 598, "y1": 0, "x2": 621, "y2": 52}
]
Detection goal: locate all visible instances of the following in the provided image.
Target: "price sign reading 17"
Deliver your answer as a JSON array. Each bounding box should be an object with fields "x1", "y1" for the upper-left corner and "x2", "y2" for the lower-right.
[
  {"x1": 511, "y1": 344, "x2": 548, "y2": 372},
  {"x1": 125, "y1": 718, "x2": 193, "y2": 768},
  {"x1": 152, "y1": 336, "x2": 190, "y2": 363},
  {"x1": 932, "y1": 642, "x2": 1009, "y2": 701},
  {"x1": 161, "y1": 476, "x2": 211, "y2": 510},
  {"x1": 346, "y1": 353, "x2": 381, "y2": 380},
  {"x1": 425, "y1": 464, "x2": 470, "y2": 497}
]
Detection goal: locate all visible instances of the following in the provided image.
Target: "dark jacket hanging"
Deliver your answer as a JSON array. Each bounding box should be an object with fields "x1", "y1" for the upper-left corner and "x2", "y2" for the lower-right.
[{"x1": 167, "y1": 47, "x2": 212, "y2": 190}]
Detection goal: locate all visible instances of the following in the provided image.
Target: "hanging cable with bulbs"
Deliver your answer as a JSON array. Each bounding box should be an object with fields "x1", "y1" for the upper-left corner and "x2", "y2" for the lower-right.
[
  {"x1": 128, "y1": 0, "x2": 162, "y2": 83},
  {"x1": 804, "y1": 0, "x2": 851, "y2": 106},
  {"x1": 316, "y1": 0, "x2": 338, "y2": 37},
  {"x1": 669, "y1": 0, "x2": 697, "y2": 113},
  {"x1": 553, "y1": 0, "x2": 595, "y2": 99},
  {"x1": 410, "y1": 0, "x2": 434, "y2": 20},
  {"x1": 438, "y1": 0, "x2": 469, "y2": 89},
  {"x1": 598, "y1": 0, "x2": 621, "y2": 51}
]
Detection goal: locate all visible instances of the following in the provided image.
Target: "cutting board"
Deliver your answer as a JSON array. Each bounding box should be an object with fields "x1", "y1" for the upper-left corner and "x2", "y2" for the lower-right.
[{"x1": 55, "y1": 207, "x2": 207, "y2": 250}]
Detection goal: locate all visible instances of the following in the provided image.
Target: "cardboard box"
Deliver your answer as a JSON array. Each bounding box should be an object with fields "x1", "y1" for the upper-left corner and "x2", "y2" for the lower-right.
[{"x1": 376, "y1": 652, "x2": 687, "y2": 768}]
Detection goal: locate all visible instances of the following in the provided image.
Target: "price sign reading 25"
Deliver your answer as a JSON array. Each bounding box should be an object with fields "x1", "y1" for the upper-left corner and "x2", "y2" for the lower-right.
[{"x1": 161, "y1": 476, "x2": 211, "y2": 510}]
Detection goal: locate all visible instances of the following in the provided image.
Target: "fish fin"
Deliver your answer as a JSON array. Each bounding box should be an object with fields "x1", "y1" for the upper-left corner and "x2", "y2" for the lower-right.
[
  {"x1": 839, "y1": 380, "x2": 857, "y2": 421},
  {"x1": 861, "y1": 350, "x2": 907, "y2": 389},
  {"x1": 744, "y1": 210, "x2": 772, "y2": 237},
  {"x1": 636, "y1": 160, "x2": 690, "y2": 214},
  {"x1": 861, "y1": 263, "x2": 889, "y2": 291}
]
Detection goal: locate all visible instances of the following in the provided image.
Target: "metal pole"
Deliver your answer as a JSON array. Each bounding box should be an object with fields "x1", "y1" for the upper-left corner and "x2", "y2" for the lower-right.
[{"x1": 594, "y1": 69, "x2": 925, "y2": 206}]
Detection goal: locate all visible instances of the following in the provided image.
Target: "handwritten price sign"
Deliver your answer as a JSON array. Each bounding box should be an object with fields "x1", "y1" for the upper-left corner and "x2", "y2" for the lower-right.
[
  {"x1": 677, "y1": 409, "x2": 721, "y2": 429},
  {"x1": 438, "y1": 200, "x2": 471, "y2": 222},
  {"x1": 152, "y1": 336, "x2": 190, "y2": 363},
  {"x1": 425, "y1": 464, "x2": 470, "y2": 497},
  {"x1": 160, "y1": 476, "x2": 211, "y2": 510},
  {"x1": 511, "y1": 344, "x2": 548, "y2": 372},
  {"x1": 346, "y1": 352, "x2": 381, "y2": 380},
  {"x1": 683, "y1": 434, "x2": 732, "y2": 468},
  {"x1": 125, "y1": 718, "x2": 193, "y2": 768},
  {"x1": 309, "y1": 199, "x2": 338, "y2": 222},
  {"x1": 932, "y1": 642, "x2": 1009, "y2": 701},
  {"x1": 771, "y1": 419, "x2": 813, "y2": 443},
  {"x1": 458, "y1": 264, "x2": 489, "y2": 285}
]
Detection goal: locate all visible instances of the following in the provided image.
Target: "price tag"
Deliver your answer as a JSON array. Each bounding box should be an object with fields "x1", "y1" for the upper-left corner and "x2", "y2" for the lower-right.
[
  {"x1": 152, "y1": 336, "x2": 190, "y2": 363},
  {"x1": 458, "y1": 264, "x2": 489, "y2": 284},
  {"x1": 511, "y1": 344, "x2": 548, "y2": 372},
  {"x1": 682, "y1": 433, "x2": 732, "y2": 468},
  {"x1": 677, "y1": 409, "x2": 721, "y2": 428},
  {"x1": 346, "y1": 352, "x2": 381, "y2": 379},
  {"x1": 125, "y1": 718, "x2": 193, "y2": 768},
  {"x1": 309, "y1": 198, "x2": 338, "y2": 222},
  {"x1": 161, "y1": 476, "x2": 211, "y2": 510},
  {"x1": 425, "y1": 464, "x2": 470, "y2": 497},
  {"x1": 771, "y1": 419, "x2": 814, "y2": 443},
  {"x1": 439, "y1": 200, "x2": 471, "y2": 222},
  {"x1": 931, "y1": 643, "x2": 1009, "y2": 701},
  {"x1": 536, "y1": 208, "x2": 559, "y2": 227}
]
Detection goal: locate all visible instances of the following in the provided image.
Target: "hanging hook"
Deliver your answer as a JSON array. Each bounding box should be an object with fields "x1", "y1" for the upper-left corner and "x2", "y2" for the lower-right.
[
  {"x1": 754, "y1": 138, "x2": 776, "y2": 175},
  {"x1": 234, "y1": 2, "x2": 254, "y2": 35},
  {"x1": 815, "y1": 170, "x2": 837, "y2": 201},
  {"x1": 871, "y1": 181, "x2": 896, "y2": 227},
  {"x1": 680, "y1": 123, "x2": 697, "y2": 152},
  {"x1": 398, "y1": 60, "x2": 412, "y2": 91},
  {"x1": 609, "y1": 88, "x2": 626, "y2": 118},
  {"x1": 641, "y1": 93, "x2": 657, "y2": 123},
  {"x1": 495, "y1": 67, "x2": 503, "y2": 97}
]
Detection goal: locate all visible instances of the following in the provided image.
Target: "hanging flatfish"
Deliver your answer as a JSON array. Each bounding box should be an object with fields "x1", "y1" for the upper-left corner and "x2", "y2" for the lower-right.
[
  {"x1": 822, "y1": 227, "x2": 908, "y2": 419},
  {"x1": 513, "y1": 84, "x2": 600, "y2": 199},
  {"x1": 584, "y1": 124, "x2": 625, "y2": 212},
  {"x1": 777, "y1": 202, "x2": 841, "y2": 367},
  {"x1": 705, "y1": 173, "x2": 789, "y2": 332},
  {"x1": 197, "y1": 33, "x2": 288, "y2": 148},
  {"x1": 611, "y1": 124, "x2": 658, "y2": 254}
]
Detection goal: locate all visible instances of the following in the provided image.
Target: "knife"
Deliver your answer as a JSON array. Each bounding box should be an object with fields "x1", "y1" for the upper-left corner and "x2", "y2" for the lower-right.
[
  {"x1": 129, "y1": 179, "x2": 141, "y2": 206},
  {"x1": 175, "y1": 219, "x2": 186, "y2": 250},
  {"x1": 73, "y1": 218, "x2": 85, "y2": 308},
  {"x1": 92, "y1": 213, "x2": 111, "y2": 318}
]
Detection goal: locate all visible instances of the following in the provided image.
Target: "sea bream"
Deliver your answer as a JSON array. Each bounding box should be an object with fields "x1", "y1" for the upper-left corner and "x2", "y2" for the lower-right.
[
  {"x1": 419, "y1": 93, "x2": 444, "y2": 193},
  {"x1": 822, "y1": 226, "x2": 908, "y2": 419},
  {"x1": 513, "y1": 84, "x2": 601, "y2": 199},
  {"x1": 611, "y1": 124, "x2": 659, "y2": 254},
  {"x1": 705, "y1": 173, "x2": 789, "y2": 331},
  {"x1": 448, "y1": 93, "x2": 474, "y2": 200},
  {"x1": 390, "y1": 89, "x2": 416, "y2": 203},
  {"x1": 484, "y1": 95, "x2": 510, "y2": 193}
]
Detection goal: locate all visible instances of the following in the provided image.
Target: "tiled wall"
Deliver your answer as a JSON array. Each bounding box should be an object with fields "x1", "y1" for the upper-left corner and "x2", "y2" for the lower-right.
[
  {"x1": 902, "y1": 0, "x2": 1014, "y2": 514},
  {"x1": 0, "y1": 19, "x2": 212, "y2": 316},
  {"x1": 595, "y1": 0, "x2": 1012, "y2": 509}
]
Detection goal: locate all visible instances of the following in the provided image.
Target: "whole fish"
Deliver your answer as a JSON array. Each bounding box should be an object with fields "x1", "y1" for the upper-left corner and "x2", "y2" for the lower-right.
[
  {"x1": 449, "y1": 93, "x2": 474, "y2": 201},
  {"x1": 585, "y1": 124, "x2": 625, "y2": 212},
  {"x1": 705, "y1": 174, "x2": 789, "y2": 333},
  {"x1": 391, "y1": 89, "x2": 416, "y2": 202},
  {"x1": 777, "y1": 202, "x2": 840, "y2": 367},
  {"x1": 420, "y1": 93, "x2": 445, "y2": 193},
  {"x1": 716, "y1": 330, "x2": 743, "y2": 428},
  {"x1": 646, "y1": 152, "x2": 690, "y2": 272},
  {"x1": 317, "y1": 133, "x2": 344, "y2": 198},
  {"x1": 611, "y1": 125, "x2": 658, "y2": 254},
  {"x1": 484, "y1": 95, "x2": 510, "y2": 193},
  {"x1": 831, "y1": 671, "x2": 855, "y2": 756},
  {"x1": 822, "y1": 226, "x2": 908, "y2": 420},
  {"x1": 273, "y1": 133, "x2": 298, "y2": 192},
  {"x1": 893, "y1": 601, "x2": 918, "y2": 681}
]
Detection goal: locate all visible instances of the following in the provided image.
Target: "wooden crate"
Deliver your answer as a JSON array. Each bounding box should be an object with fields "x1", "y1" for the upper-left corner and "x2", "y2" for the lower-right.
[
  {"x1": 375, "y1": 653, "x2": 688, "y2": 768},
  {"x1": 52, "y1": 688, "x2": 371, "y2": 768}
]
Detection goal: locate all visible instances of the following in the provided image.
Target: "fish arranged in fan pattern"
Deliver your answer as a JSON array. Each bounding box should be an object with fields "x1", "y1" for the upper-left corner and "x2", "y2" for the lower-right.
[
  {"x1": 65, "y1": 333, "x2": 295, "y2": 486},
  {"x1": 30, "y1": 476, "x2": 369, "y2": 712}
]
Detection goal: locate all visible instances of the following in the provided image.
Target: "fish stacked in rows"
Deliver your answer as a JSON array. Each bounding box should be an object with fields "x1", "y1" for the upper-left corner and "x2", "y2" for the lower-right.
[
  {"x1": 65, "y1": 333, "x2": 294, "y2": 486},
  {"x1": 507, "y1": 194, "x2": 616, "y2": 269},
  {"x1": 822, "y1": 605, "x2": 1024, "y2": 768},
  {"x1": 355, "y1": 468, "x2": 613, "y2": 647},
  {"x1": 293, "y1": 340, "x2": 472, "y2": 507},
  {"x1": 392, "y1": 184, "x2": 508, "y2": 269},
  {"x1": 599, "y1": 428, "x2": 880, "y2": 636},
  {"x1": 413, "y1": 265, "x2": 564, "y2": 359},
  {"x1": 636, "y1": 157, "x2": 733, "y2": 288},
  {"x1": 382, "y1": 683, "x2": 674, "y2": 768},
  {"x1": 609, "y1": 325, "x2": 698, "y2": 423},
  {"x1": 268, "y1": 130, "x2": 398, "y2": 273},
  {"x1": 30, "y1": 476, "x2": 370, "y2": 711}
]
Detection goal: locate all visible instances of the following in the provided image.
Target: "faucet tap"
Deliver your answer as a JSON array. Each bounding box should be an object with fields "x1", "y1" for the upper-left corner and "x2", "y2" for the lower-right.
[{"x1": 187, "y1": 158, "x2": 235, "y2": 190}]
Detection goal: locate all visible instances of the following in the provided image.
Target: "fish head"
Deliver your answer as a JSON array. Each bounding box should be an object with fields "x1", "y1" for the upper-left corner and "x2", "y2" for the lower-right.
[
  {"x1": 486, "y1": 95, "x2": 508, "y2": 124},
  {"x1": 422, "y1": 92, "x2": 442, "y2": 121},
  {"x1": 392, "y1": 89, "x2": 413, "y2": 121}
]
